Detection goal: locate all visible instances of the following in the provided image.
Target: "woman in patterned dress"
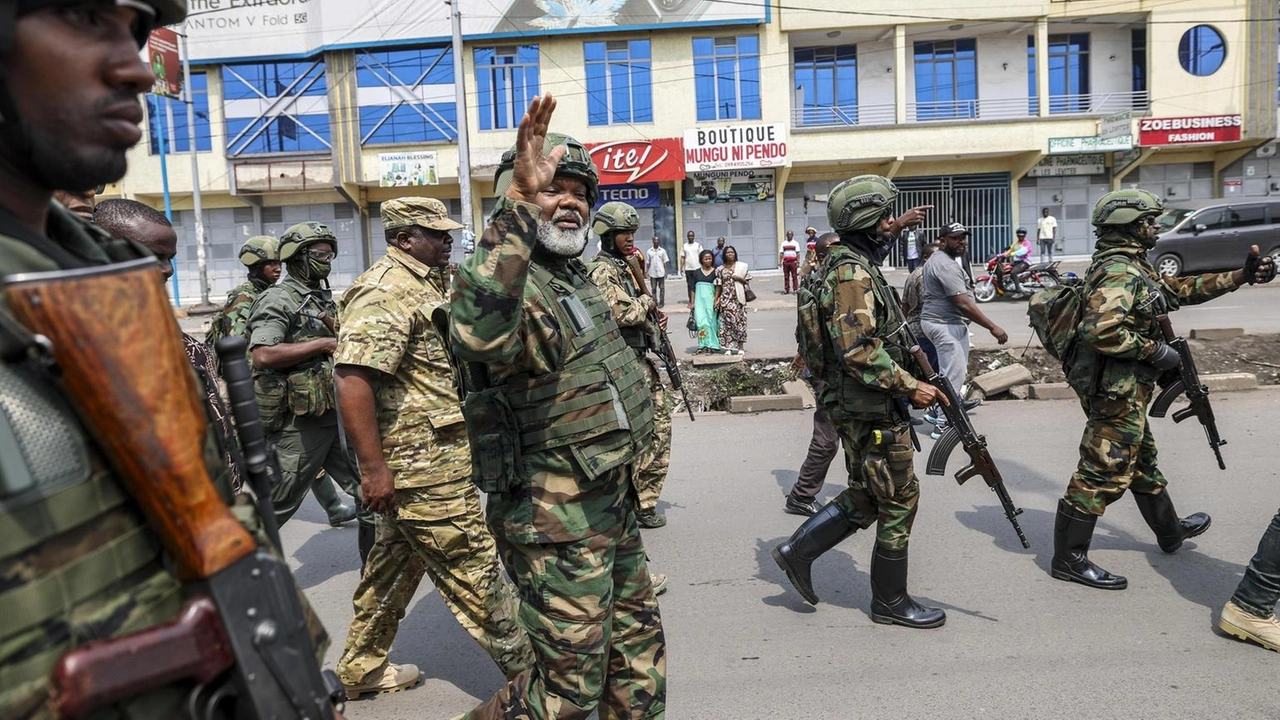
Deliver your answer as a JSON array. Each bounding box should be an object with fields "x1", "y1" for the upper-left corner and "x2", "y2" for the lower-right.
[{"x1": 715, "y1": 245, "x2": 750, "y2": 355}]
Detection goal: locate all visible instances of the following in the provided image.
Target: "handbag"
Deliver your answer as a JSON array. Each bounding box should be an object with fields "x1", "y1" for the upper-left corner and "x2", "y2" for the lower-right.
[
  {"x1": 686, "y1": 314, "x2": 697, "y2": 334},
  {"x1": 743, "y1": 284, "x2": 757, "y2": 303}
]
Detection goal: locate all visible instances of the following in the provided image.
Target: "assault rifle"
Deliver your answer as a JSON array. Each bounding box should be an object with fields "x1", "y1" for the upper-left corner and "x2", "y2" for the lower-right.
[
  {"x1": 1148, "y1": 314, "x2": 1226, "y2": 470},
  {"x1": 626, "y1": 254, "x2": 695, "y2": 421},
  {"x1": 910, "y1": 346, "x2": 1030, "y2": 549},
  {"x1": 3, "y1": 258, "x2": 343, "y2": 719}
]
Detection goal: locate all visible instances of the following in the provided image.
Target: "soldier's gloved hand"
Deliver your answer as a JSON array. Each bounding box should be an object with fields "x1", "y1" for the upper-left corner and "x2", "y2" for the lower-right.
[
  {"x1": 1243, "y1": 245, "x2": 1278, "y2": 285},
  {"x1": 1145, "y1": 342, "x2": 1181, "y2": 371}
]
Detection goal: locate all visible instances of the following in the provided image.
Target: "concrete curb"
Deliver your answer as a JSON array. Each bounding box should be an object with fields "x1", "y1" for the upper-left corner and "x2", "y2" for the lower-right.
[{"x1": 1015, "y1": 373, "x2": 1260, "y2": 401}]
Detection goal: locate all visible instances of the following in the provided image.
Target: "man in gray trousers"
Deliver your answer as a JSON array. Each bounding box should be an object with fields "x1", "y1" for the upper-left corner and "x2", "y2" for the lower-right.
[{"x1": 920, "y1": 223, "x2": 1008, "y2": 438}]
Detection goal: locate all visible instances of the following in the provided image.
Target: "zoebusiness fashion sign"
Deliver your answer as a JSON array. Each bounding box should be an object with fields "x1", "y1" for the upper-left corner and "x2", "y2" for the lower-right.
[{"x1": 1139, "y1": 115, "x2": 1242, "y2": 146}]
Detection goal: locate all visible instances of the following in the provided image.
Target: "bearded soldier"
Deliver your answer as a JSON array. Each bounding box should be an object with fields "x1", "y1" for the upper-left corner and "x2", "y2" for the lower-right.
[
  {"x1": 773, "y1": 175, "x2": 949, "y2": 629},
  {"x1": 246, "y1": 222, "x2": 373, "y2": 561},
  {"x1": 1052, "y1": 189, "x2": 1276, "y2": 590},
  {"x1": 587, "y1": 201, "x2": 674, "y2": 533},
  {"x1": 450, "y1": 95, "x2": 666, "y2": 719}
]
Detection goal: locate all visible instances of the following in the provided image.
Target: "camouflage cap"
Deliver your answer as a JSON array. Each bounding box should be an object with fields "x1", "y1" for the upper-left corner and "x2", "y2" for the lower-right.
[{"x1": 381, "y1": 197, "x2": 465, "y2": 232}]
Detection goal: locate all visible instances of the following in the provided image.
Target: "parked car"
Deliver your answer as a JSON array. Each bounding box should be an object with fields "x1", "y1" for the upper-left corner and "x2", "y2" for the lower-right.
[{"x1": 1153, "y1": 199, "x2": 1280, "y2": 276}]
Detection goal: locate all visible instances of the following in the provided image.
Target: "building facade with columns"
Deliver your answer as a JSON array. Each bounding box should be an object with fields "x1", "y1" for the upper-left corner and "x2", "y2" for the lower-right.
[{"x1": 111, "y1": 0, "x2": 1277, "y2": 302}]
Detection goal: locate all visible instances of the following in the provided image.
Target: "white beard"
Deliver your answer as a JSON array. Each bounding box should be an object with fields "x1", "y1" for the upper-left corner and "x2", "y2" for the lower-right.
[{"x1": 536, "y1": 213, "x2": 589, "y2": 257}]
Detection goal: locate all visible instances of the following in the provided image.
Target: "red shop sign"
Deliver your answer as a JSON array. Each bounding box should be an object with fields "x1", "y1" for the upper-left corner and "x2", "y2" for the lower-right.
[
  {"x1": 586, "y1": 138, "x2": 686, "y2": 184},
  {"x1": 1138, "y1": 115, "x2": 1242, "y2": 146}
]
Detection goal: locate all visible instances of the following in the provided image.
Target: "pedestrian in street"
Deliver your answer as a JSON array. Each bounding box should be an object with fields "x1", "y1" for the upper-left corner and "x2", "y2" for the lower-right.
[
  {"x1": 247, "y1": 222, "x2": 375, "y2": 563},
  {"x1": 805, "y1": 225, "x2": 819, "y2": 253},
  {"x1": 333, "y1": 197, "x2": 533, "y2": 699},
  {"x1": 681, "y1": 229, "x2": 703, "y2": 302},
  {"x1": 1220, "y1": 510, "x2": 1280, "y2": 652},
  {"x1": 901, "y1": 226, "x2": 922, "y2": 272},
  {"x1": 780, "y1": 229, "x2": 800, "y2": 293},
  {"x1": 716, "y1": 245, "x2": 750, "y2": 355},
  {"x1": 449, "y1": 94, "x2": 666, "y2": 719},
  {"x1": 1037, "y1": 207, "x2": 1058, "y2": 262},
  {"x1": 646, "y1": 234, "x2": 669, "y2": 306},
  {"x1": 587, "y1": 203, "x2": 676, "y2": 601},
  {"x1": 691, "y1": 249, "x2": 721, "y2": 353},
  {"x1": 784, "y1": 232, "x2": 840, "y2": 517},
  {"x1": 712, "y1": 235, "x2": 727, "y2": 267},
  {"x1": 920, "y1": 222, "x2": 1008, "y2": 438},
  {"x1": 901, "y1": 241, "x2": 939, "y2": 377},
  {"x1": 773, "y1": 174, "x2": 950, "y2": 628},
  {"x1": 1051, "y1": 189, "x2": 1276, "y2": 591}
]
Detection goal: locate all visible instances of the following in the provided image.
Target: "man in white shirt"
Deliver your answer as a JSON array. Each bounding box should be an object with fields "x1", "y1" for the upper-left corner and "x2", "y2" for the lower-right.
[
  {"x1": 1037, "y1": 207, "x2": 1058, "y2": 262},
  {"x1": 680, "y1": 229, "x2": 703, "y2": 302},
  {"x1": 645, "y1": 235, "x2": 670, "y2": 307}
]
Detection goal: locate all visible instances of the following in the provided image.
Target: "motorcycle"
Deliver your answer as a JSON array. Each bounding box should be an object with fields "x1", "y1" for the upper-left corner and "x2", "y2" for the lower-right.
[{"x1": 973, "y1": 254, "x2": 1070, "y2": 302}]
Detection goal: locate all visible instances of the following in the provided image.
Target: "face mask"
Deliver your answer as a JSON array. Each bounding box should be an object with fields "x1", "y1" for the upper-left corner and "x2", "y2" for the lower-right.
[{"x1": 308, "y1": 258, "x2": 333, "y2": 280}]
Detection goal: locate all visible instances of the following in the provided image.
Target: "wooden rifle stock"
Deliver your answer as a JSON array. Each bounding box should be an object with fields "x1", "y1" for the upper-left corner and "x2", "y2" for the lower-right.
[{"x1": 2, "y1": 258, "x2": 255, "y2": 581}]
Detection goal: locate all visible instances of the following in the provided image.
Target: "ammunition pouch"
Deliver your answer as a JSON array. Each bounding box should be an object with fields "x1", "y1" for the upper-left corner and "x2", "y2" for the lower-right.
[
  {"x1": 286, "y1": 362, "x2": 335, "y2": 418},
  {"x1": 254, "y1": 373, "x2": 289, "y2": 434},
  {"x1": 462, "y1": 388, "x2": 521, "y2": 494}
]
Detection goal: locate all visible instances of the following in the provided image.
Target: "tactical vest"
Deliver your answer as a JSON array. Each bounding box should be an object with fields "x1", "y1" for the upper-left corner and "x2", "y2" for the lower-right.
[
  {"x1": 0, "y1": 217, "x2": 182, "y2": 713},
  {"x1": 817, "y1": 249, "x2": 917, "y2": 417},
  {"x1": 252, "y1": 279, "x2": 337, "y2": 430},
  {"x1": 499, "y1": 260, "x2": 654, "y2": 480},
  {"x1": 595, "y1": 253, "x2": 650, "y2": 352}
]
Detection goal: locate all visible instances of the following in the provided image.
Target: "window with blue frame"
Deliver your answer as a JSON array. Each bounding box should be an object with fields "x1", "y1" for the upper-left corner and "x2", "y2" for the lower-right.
[
  {"x1": 913, "y1": 39, "x2": 977, "y2": 120},
  {"x1": 148, "y1": 72, "x2": 212, "y2": 155},
  {"x1": 1132, "y1": 28, "x2": 1148, "y2": 110},
  {"x1": 693, "y1": 35, "x2": 761, "y2": 121},
  {"x1": 222, "y1": 60, "x2": 330, "y2": 155},
  {"x1": 794, "y1": 45, "x2": 857, "y2": 126},
  {"x1": 585, "y1": 40, "x2": 652, "y2": 126},
  {"x1": 475, "y1": 45, "x2": 539, "y2": 131},
  {"x1": 1178, "y1": 25, "x2": 1226, "y2": 77},
  {"x1": 1027, "y1": 37, "x2": 1037, "y2": 114},
  {"x1": 1047, "y1": 34, "x2": 1089, "y2": 113},
  {"x1": 357, "y1": 46, "x2": 457, "y2": 145}
]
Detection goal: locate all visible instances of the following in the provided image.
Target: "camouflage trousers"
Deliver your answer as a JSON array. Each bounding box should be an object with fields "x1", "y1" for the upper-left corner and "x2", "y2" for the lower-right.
[
  {"x1": 634, "y1": 358, "x2": 672, "y2": 513},
  {"x1": 337, "y1": 487, "x2": 533, "y2": 685},
  {"x1": 826, "y1": 412, "x2": 919, "y2": 550},
  {"x1": 269, "y1": 412, "x2": 374, "y2": 532},
  {"x1": 1064, "y1": 383, "x2": 1168, "y2": 516},
  {"x1": 461, "y1": 505, "x2": 667, "y2": 720}
]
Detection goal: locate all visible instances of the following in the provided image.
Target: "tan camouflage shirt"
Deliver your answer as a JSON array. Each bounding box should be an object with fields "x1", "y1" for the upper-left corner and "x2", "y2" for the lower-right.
[
  {"x1": 587, "y1": 253, "x2": 656, "y2": 330},
  {"x1": 336, "y1": 246, "x2": 471, "y2": 508}
]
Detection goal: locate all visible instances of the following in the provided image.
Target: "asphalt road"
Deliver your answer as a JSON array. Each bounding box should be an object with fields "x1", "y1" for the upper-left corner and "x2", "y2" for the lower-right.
[{"x1": 285, "y1": 389, "x2": 1280, "y2": 720}]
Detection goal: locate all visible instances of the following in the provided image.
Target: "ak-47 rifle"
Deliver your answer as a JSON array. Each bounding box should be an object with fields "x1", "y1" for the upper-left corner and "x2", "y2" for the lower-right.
[
  {"x1": 910, "y1": 346, "x2": 1030, "y2": 549},
  {"x1": 625, "y1": 254, "x2": 695, "y2": 421},
  {"x1": 3, "y1": 258, "x2": 342, "y2": 719},
  {"x1": 1148, "y1": 314, "x2": 1226, "y2": 470}
]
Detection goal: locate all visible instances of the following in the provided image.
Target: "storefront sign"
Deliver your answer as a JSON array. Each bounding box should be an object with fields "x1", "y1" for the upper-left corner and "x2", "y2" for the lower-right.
[
  {"x1": 587, "y1": 139, "x2": 685, "y2": 185},
  {"x1": 683, "y1": 124, "x2": 789, "y2": 172},
  {"x1": 1098, "y1": 112, "x2": 1132, "y2": 141},
  {"x1": 379, "y1": 151, "x2": 438, "y2": 187},
  {"x1": 147, "y1": 27, "x2": 182, "y2": 99},
  {"x1": 1048, "y1": 135, "x2": 1133, "y2": 154},
  {"x1": 597, "y1": 183, "x2": 661, "y2": 209},
  {"x1": 1138, "y1": 115, "x2": 1242, "y2": 146},
  {"x1": 681, "y1": 169, "x2": 775, "y2": 205},
  {"x1": 1027, "y1": 154, "x2": 1106, "y2": 177}
]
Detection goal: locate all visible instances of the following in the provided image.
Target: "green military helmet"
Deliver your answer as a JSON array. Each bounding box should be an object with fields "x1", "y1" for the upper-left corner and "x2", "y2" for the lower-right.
[
  {"x1": 238, "y1": 235, "x2": 279, "y2": 267},
  {"x1": 827, "y1": 174, "x2": 898, "y2": 233},
  {"x1": 1092, "y1": 188, "x2": 1164, "y2": 226},
  {"x1": 278, "y1": 222, "x2": 337, "y2": 262},
  {"x1": 591, "y1": 201, "x2": 640, "y2": 237},
  {"x1": 493, "y1": 133, "x2": 599, "y2": 206}
]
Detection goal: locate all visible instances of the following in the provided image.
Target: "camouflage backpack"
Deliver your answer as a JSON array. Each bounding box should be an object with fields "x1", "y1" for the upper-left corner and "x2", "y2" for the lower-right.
[{"x1": 1026, "y1": 249, "x2": 1133, "y2": 365}]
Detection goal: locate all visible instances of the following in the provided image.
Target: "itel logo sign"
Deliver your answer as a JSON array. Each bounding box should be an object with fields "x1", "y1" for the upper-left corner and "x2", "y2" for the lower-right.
[{"x1": 586, "y1": 138, "x2": 686, "y2": 184}]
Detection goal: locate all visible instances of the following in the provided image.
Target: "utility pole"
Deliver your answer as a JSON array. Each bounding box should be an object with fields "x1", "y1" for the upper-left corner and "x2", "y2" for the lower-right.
[
  {"x1": 180, "y1": 24, "x2": 209, "y2": 306},
  {"x1": 449, "y1": 0, "x2": 474, "y2": 254}
]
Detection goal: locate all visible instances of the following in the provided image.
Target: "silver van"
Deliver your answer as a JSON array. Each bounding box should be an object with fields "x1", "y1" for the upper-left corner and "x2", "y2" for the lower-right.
[{"x1": 1153, "y1": 199, "x2": 1280, "y2": 276}]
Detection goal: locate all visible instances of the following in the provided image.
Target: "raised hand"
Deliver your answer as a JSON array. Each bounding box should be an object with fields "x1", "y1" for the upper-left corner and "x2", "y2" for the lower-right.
[
  {"x1": 1241, "y1": 244, "x2": 1277, "y2": 285},
  {"x1": 506, "y1": 94, "x2": 565, "y2": 204},
  {"x1": 892, "y1": 205, "x2": 934, "y2": 234}
]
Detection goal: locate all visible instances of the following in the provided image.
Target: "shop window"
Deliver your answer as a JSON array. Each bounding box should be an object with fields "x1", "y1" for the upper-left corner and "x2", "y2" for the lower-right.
[{"x1": 1179, "y1": 25, "x2": 1226, "y2": 76}]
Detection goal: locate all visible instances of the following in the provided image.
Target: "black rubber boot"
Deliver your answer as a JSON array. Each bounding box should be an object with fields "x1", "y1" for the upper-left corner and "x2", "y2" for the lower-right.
[
  {"x1": 869, "y1": 545, "x2": 946, "y2": 629},
  {"x1": 1050, "y1": 499, "x2": 1128, "y2": 590},
  {"x1": 772, "y1": 502, "x2": 857, "y2": 604},
  {"x1": 1133, "y1": 491, "x2": 1211, "y2": 553},
  {"x1": 358, "y1": 522, "x2": 377, "y2": 570}
]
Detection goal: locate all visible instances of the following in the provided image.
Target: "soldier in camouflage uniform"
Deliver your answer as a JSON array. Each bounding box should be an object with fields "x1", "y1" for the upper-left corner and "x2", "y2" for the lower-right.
[
  {"x1": 0, "y1": 1, "x2": 337, "y2": 716},
  {"x1": 773, "y1": 175, "x2": 950, "y2": 629},
  {"x1": 587, "y1": 201, "x2": 674, "y2": 532},
  {"x1": 209, "y1": 235, "x2": 355, "y2": 525},
  {"x1": 333, "y1": 197, "x2": 533, "y2": 699},
  {"x1": 247, "y1": 221, "x2": 374, "y2": 562},
  {"x1": 450, "y1": 94, "x2": 666, "y2": 719},
  {"x1": 1052, "y1": 189, "x2": 1277, "y2": 590}
]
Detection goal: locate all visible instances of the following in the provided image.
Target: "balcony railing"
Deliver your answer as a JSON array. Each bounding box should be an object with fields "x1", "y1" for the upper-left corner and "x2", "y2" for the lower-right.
[{"x1": 793, "y1": 91, "x2": 1150, "y2": 130}]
